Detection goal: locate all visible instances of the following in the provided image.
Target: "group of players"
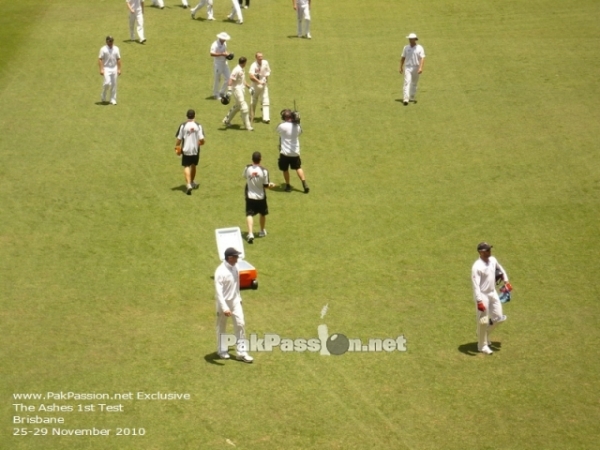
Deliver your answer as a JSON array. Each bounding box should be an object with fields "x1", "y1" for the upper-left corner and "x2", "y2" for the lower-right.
[{"x1": 98, "y1": 2, "x2": 510, "y2": 360}]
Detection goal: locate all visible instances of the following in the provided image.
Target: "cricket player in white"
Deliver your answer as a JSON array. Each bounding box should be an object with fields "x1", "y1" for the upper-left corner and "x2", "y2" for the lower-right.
[
  {"x1": 210, "y1": 32, "x2": 231, "y2": 99},
  {"x1": 98, "y1": 36, "x2": 121, "y2": 105},
  {"x1": 223, "y1": 56, "x2": 253, "y2": 131},
  {"x1": 472, "y1": 242, "x2": 509, "y2": 355},
  {"x1": 293, "y1": 0, "x2": 311, "y2": 39},
  {"x1": 399, "y1": 33, "x2": 425, "y2": 105},
  {"x1": 126, "y1": 0, "x2": 146, "y2": 43},
  {"x1": 227, "y1": 0, "x2": 244, "y2": 24},
  {"x1": 215, "y1": 248, "x2": 253, "y2": 363},
  {"x1": 191, "y1": 0, "x2": 214, "y2": 20},
  {"x1": 248, "y1": 53, "x2": 271, "y2": 124}
]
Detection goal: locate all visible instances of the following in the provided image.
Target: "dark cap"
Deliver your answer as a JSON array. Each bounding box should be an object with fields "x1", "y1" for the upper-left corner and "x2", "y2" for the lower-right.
[
  {"x1": 106, "y1": 35, "x2": 114, "y2": 42},
  {"x1": 477, "y1": 242, "x2": 493, "y2": 252},
  {"x1": 224, "y1": 247, "x2": 242, "y2": 258}
]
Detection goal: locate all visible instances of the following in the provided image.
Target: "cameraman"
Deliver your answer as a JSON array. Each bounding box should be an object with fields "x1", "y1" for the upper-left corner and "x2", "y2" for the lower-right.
[{"x1": 276, "y1": 109, "x2": 309, "y2": 193}]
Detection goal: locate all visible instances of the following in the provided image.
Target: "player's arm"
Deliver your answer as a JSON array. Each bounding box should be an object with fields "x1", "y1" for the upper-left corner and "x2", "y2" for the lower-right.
[
  {"x1": 399, "y1": 56, "x2": 405, "y2": 73},
  {"x1": 292, "y1": 0, "x2": 297, "y2": 10},
  {"x1": 215, "y1": 275, "x2": 231, "y2": 315},
  {"x1": 98, "y1": 57, "x2": 104, "y2": 75},
  {"x1": 116, "y1": 56, "x2": 122, "y2": 75},
  {"x1": 418, "y1": 56, "x2": 425, "y2": 74},
  {"x1": 126, "y1": 0, "x2": 134, "y2": 14},
  {"x1": 471, "y1": 268, "x2": 486, "y2": 310}
]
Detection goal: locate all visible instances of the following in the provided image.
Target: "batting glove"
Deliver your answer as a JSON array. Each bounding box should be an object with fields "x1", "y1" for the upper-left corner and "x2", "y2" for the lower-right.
[{"x1": 477, "y1": 302, "x2": 486, "y2": 312}]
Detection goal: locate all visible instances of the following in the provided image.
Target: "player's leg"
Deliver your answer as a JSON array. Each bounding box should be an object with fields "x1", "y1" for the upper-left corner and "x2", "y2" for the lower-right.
[
  {"x1": 403, "y1": 69, "x2": 412, "y2": 103},
  {"x1": 230, "y1": 302, "x2": 248, "y2": 356},
  {"x1": 216, "y1": 309, "x2": 230, "y2": 355},
  {"x1": 212, "y1": 65, "x2": 221, "y2": 98},
  {"x1": 206, "y1": 0, "x2": 214, "y2": 19},
  {"x1": 297, "y1": 8, "x2": 303, "y2": 37},
  {"x1": 136, "y1": 10, "x2": 145, "y2": 41},
  {"x1": 303, "y1": 6, "x2": 311, "y2": 38},
  {"x1": 101, "y1": 71, "x2": 111, "y2": 102},
  {"x1": 246, "y1": 200, "x2": 255, "y2": 240},
  {"x1": 476, "y1": 296, "x2": 491, "y2": 352},
  {"x1": 487, "y1": 292, "x2": 505, "y2": 337},
  {"x1": 221, "y1": 66, "x2": 231, "y2": 96},
  {"x1": 233, "y1": 0, "x2": 243, "y2": 22},
  {"x1": 237, "y1": 91, "x2": 252, "y2": 130},
  {"x1": 129, "y1": 12, "x2": 136, "y2": 40},
  {"x1": 110, "y1": 71, "x2": 118, "y2": 104},
  {"x1": 409, "y1": 69, "x2": 420, "y2": 100}
]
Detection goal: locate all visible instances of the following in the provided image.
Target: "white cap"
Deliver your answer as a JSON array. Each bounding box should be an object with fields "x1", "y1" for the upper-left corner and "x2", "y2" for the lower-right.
[
  {"x1": 406, "y1": 33, "x2": 418, "y2": 40},
  {"x1": 217, "y1": 32, "x2": 231, "y2": 41}
]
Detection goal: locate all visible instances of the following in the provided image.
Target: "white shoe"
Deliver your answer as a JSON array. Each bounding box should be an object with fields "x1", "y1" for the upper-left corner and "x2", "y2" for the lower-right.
[
  {"x1": 247, "y1": 234, "x2": 254, "y2": 244},
  {"x1": 258, "y1": 230, "x2": 267, "y2": 238},
  {"x1": 110, "y1": 100, "x2": 117, "y2": 105},
  {"x1": 207, "y1": 16, "x2": 215, "y2": 20},
  {"x1": 247, "y1": 126, "x2": 254, "y2": 131},
  {"x1": 236, "y1": 354, "x2": 254, "y2": 363},
  {"x1": 191, "y1": 11, "x2": 195, "y2": 19},
  {"x1": 243, "y1": 5, "x2": 248, "y2": 8},
  {"x1": 191, "y1": 182, "x2": 199, "y2": 189},
  {"x1": 480, "y1": 345, "x2": 493, "y2": 355},
  {"x1": 306, "y1": 33, "x2": 312, "y2": 39},
  {"x1": 101, "y1": 95, "x2": 106, "y2": 103},
  {"x1": 237, "y1": 20, "x2": 243, "y2": 25},
  {"x1": 217, "y1": 352, "x2": 230, "y2": 360},
  {"x1": 226, "y1": 14, "x2": 233, "y2": 20},
  {"x1": 186, "y1": 184, "x2": 193, "y2": 195},
  {"x1": 222, "y1": 117, "x2": 231, "y2": 127}
]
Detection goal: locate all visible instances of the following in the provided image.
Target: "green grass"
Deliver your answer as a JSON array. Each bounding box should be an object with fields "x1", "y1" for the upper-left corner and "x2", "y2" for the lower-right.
[{"x1": 1, "y1": 0, "x2": 599, "y2": 448}]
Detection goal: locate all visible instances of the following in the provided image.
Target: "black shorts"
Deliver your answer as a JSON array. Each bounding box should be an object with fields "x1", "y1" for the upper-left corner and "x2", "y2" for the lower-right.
[
  {"x1": 246, "y1": 198, "x2": 268, "y2": 216},
  {"x1": 181, "y1": 153, "x2": 200, "y2": 167},
  {"x1": 278, "y1": 154, "x2": 302, "y2": 171}
]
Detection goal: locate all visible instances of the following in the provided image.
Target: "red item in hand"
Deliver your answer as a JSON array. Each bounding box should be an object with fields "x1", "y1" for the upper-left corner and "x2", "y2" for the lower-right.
[{"x1": 477, "y1": 302, "x2": 486, "y2": 312}]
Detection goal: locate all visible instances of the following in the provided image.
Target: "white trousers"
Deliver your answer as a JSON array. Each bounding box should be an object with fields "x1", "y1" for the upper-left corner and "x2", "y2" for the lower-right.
[
  {"x1": 476, "y1": 291, "x2": 504, "y2": 351},
  {"x1": 129, "y1": 10, "x2": 145, "y2": 41},
  {"x1": 229, "y1": 0, "x2": 243, "y2": 21},
  {"x1": 250, "y1": 83, "x2": 270, "y2": 122},
  {"x1": 225, "y1": 87, "x2": 251, "y2": 129},
  {"x1": 191, "y1": 0, "x2": 214, "y2": 18},
  {"x1": 296, "y1": 5, "x2": 311, "y2": 35},
  {"x1": 216, "y1": 299, "x2": 246, "y2": 355},
  {"x1": 101, "y1": 68, "x2": 118, "y2": 103},
  {"x1": 213, "y1": 63, "x2": 230, "y2": 97},
  {"x1": 403, "y1": 66, "x2": 420, "y2": 101}
]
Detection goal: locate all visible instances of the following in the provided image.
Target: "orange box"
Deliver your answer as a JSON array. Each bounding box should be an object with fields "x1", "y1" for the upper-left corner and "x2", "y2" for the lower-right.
[{"x1": 215, "y1": 227, "x2": 258, "y2": 290}]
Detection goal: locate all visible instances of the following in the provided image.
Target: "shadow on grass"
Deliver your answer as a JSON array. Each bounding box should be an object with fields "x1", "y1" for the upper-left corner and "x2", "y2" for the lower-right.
[
  {"x1": 95, "y1": 101, "x2": 109, "y2": 106},
  {"x1": 458, "y1": 341, "x2": 502, "y2": 356},
  {"x1": 270, "y1": 185, "x2": 307, "y2": 194},
  {"x1": 171, "y1": 185, "x2": 188, "y2": 193},
  {"x1": 204, "y1": 352, "x2": 227, "y2": 366}
]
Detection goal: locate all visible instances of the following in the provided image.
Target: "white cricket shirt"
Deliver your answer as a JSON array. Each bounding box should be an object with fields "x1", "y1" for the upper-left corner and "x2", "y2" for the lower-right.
[
  {"x1": 401, "y1": 44, "x2": 425, "y2": 68},
  {"x1": 243, "y1": 164, "x2": 270, "y2": 200}
]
